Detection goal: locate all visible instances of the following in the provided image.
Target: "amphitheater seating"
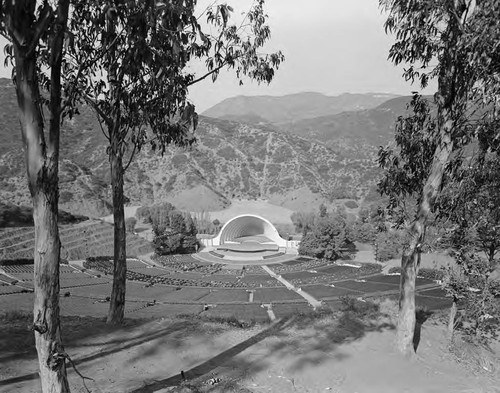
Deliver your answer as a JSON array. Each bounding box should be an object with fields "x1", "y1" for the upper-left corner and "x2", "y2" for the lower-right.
[
  {"x1": 153, "y1": 254, "x2": 223, "y2": 275},
  {"x1": 84, "y1": 256, "x2": 281, "y2": 289},
  {"x1": 0, "y1": 220, "x2": 153, "y2": 261}
]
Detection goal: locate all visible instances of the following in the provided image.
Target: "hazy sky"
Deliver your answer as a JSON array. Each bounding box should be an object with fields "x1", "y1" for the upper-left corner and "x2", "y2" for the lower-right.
[
  {"x1": 187, "y1": 0, "x2": 436, "y2": 111},
  {"x1": 0, "y1": 0, "x2": 435, "y2": 112}
]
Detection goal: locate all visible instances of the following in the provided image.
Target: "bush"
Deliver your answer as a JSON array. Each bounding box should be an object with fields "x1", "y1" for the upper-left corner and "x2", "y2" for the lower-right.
[
  {"x1": 299, "y1": 215, "x2": 355, "y2": 261},
  {"x1": 125, "y1": 217, "x2": 137, "y2": 233},
  {"x1": 344, "y1": 200, "x2": 359, "y2": 209},
  {"x1": 0, "y1": 258, "x2": 34, "y2": 266},
  {"x1": 388, "y1": 266, "x2": 401, "y2": 274},
  {"x1": 59, "y1": 190, "x2": 73, "y2": 204},
  {"x1": 388, "y1": 266, "x2": 444, "y2": 281},
  {"x1": 419, "y1": 268, "x2": 444, "y2": 281},
  {"x1": 375, "y1": 231, "x2": 401, "y2": 262}
]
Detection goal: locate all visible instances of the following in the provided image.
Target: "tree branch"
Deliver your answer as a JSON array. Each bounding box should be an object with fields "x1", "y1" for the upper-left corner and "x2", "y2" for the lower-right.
[
  {"x1": 188, "y1": 62, "x2": 227, "y2": 86},
  {"x1": 83, "y1": 94, "x2": 113, "y2": 129},
  {"x1": 26, "y1": 2, "x2": 54, "y2": 57},
  {"x1": 123, "y1": 142, "x2": 138, "y2": 172}
]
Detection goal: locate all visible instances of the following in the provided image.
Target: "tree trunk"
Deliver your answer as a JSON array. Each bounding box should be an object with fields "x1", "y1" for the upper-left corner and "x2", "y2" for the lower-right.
[
  {"x1": 397, "y1": 115, "x2": 455, "y2": 356},
  {"x1": 447, "y1": 298, "x2": 458, "y2": 341},
  {"x1": 104, "y1": 12, "x2": 127, "y2": 325},
  {"x1": 10, "y1": 0, "x2": 70, "y2": 390},
  {"x1": 397, "y1": 249, "x2": 419, "y2": 354},
  {"x1": 107, "y1": 139, "x2": 127, "y2": 324}
]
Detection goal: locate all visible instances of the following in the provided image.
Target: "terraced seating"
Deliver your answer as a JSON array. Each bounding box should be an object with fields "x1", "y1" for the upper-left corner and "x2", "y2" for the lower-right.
[
  {"x1": 0, "y1": 284, "x2": 31, "y2": 295},
  {"x1": 283, "y1": 263, "x2": 382, "y2": 286},
  {"x1": 0, "y1": 220, "x2": 152, "y2": 261},
  {"x1": 270, "y1": 257, "x2": 328, "y2": 274},
  {"x1": 209, "y1": 251, "x2": 225, "y2": 258},
  {"x1": 0, "y1": 232, "x2": 35, "y2": 249},
  {"x1": 262, "y1": 252, "x2": 285, "y2": 260},
  {"x1": 153, "y1": 254, "x2": 223, "y2": 275},
  {"x1": 0, "y1": 273, "x2": 18, "y2": 285},
  {"x1": 84, "y1": 257, "x2": 280, "y2": 288}
]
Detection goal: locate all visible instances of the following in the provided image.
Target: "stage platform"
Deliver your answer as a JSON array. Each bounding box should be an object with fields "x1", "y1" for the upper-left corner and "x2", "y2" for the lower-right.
[
  {"x1": 197, "y1": 234, "x2": 297, "y2": 264},
  {"x1": 216, "y1": 242, "x2": 279, "y2": 253}
]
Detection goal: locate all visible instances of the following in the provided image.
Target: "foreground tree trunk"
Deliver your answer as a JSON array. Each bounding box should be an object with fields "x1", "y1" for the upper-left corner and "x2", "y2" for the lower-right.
[
  {"x1": 447, "y1": 298, "x2": 458, "y2": 341},
  {"x1": 398, "y1": 115, "x2": 454, "y2": 355},
  {"x1": 107, "y1": 141, "x2": 127, "y2": 324},
  {"x1": 8, "y1": 0, "x2": 71, "y2": 390},
  {"x1": 105, "y1": 12, "x2": 127, "y2": 324}
]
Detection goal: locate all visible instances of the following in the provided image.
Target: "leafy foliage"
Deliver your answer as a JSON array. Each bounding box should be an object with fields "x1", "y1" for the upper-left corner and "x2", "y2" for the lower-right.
[
  {"x1": 439, "y1": 154, "x2": 500, "y2": 340},
  {"x1": 378, "y1": 94, "x2": 438, "y2": 226},
  {"x1": 443, "y1": 251, "x2": 500, "y2": 340},
  {"x1": 125, "y1": 217, "x2": 137, "y2": 233},
  {"x1": 290, "y1": 211, "x2": 317, "y2": 235},
  {"x1": 298, "y1": 213, "x2": 355, "y2": 261},
  {"x1": 374, "y1": 231, "x2": 401, "y2": 262},
  {"x1": 142, "y1": 203, "x2": 198, "y2": 255}
]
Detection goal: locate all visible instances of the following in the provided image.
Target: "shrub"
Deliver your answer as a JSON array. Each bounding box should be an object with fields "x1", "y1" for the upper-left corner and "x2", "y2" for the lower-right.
[
  {"x1": 344, "y1": 200, "x2": 359, "y2": 209},
  {"x1": 299, "y1": 214, "x2": 355, "y2": 260},
  {"x1": 388, "y1": 266, "x2": 444, "y2": 281},
  {"x1": 419, "y1": 268, "x2": 444, "y2": 281},
  {"x1": 59, "y1": 190, "x2": 73, "y2": 204},
  {"x1": 374, "y1": 231, "x2": 401, "y2": 262},
  {"x1": 125, "y1": 217, "x2": 137, "y2": 233},
  {"x1": 388, "y1": 266, "x2": 401, "y2": 274},
  {"x1": 0, "y1": 258, "x2": 34, "y2": 266}
]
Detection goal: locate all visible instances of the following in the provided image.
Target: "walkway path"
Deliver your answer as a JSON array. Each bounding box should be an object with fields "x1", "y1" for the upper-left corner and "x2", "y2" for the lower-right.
[{"x1": 261, "y1": 265, "x2": 323, "y2": 309}]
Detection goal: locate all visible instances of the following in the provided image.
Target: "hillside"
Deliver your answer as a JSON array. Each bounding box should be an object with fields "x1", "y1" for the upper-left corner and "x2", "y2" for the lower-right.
[
  {"x1": 202, "y1": 92, "x2": 400, "y2": 124},
  {"x1": 279, "y1": 96, "x2": 417, "y2": 157},
  {"x1": 0, "y1": 78, "x2": 391, "y2": 216}
]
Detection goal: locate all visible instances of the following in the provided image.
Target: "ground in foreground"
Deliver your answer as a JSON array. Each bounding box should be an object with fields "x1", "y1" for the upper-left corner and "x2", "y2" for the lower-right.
[{"x1": 1, "y1": 302, "x2": 499, "y2": 393}]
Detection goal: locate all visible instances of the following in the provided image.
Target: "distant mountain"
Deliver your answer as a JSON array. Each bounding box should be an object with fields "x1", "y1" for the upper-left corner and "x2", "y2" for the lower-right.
[
  {"x1": 278, "y1": 96, "x2": 418, "y2": 156},
  {"x1": 202, "y1": 92, "x2": 401, "y2": 124},
  {"x1": 0, "y1": 79, "x2": 385, "y2": 216}
]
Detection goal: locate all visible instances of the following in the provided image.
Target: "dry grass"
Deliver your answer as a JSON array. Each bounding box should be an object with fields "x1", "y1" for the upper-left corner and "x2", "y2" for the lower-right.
[{"x1": 449, "y1": 334, "x2": 500, "y2": 375}]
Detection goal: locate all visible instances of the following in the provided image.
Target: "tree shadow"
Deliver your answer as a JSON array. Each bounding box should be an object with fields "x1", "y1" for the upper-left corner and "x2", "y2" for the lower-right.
[
  {"x1": 413, "y1": 308, "x2": 434, "y2": 352},
  {"x1": 132, "y1": 301, "x2": 395, "y2": 392},
  {"x1": 0, "y1": 315, "x2": 224, "y2": 387},
  {"x1": 1, "y1": 300, "x2": 396, "y2": 392}
]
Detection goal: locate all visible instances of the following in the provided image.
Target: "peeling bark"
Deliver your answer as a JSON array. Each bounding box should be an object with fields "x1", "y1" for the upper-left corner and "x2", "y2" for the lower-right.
[
  {"x1": 105, "y1": 15, "x2": 127, "y2": 325},
  {"x1": 447, "y1": 298, "x2": 458, "y2": 341},
  {"x1": 8, "y1": 0, "x2": 71, "y2": 391},
  {"x1": 397, "y1": 114, "x2": 455, "y2": 355},
  {"x1": 395, "y1": 0, "x2": 467, "y2": 355},
  {"x1": 107, "y1": 140, "x2": 127, "y2": 324}
]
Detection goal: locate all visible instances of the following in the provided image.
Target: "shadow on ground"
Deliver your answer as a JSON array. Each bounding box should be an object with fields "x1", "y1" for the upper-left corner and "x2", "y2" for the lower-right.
[
  {"x1": 0, "y1": 313, "x2": 227, "y2": 388},
  {"x1": 132, "y1": 299, "x2": 396, "y2": 393},
  {"x1": 1, "y1": 299, "x2": 396, "y2": 392}
]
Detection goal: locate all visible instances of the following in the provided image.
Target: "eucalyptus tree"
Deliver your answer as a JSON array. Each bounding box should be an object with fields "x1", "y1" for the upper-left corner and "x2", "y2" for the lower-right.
[
  {"x1": 378, "y1": 0, "x2": 480, "y2": 355},
  {"x1": 64, "y1": 0, "x2": 283, "y2": 324},
  {"x1": 1, "y1": 0, "x2": 72, "y2": 391}
]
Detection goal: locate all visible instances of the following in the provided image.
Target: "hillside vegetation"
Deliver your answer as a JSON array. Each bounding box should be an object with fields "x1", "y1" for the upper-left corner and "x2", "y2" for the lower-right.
[{"x1": 0, "y1": 79, "x2": 400, "y2": 216}]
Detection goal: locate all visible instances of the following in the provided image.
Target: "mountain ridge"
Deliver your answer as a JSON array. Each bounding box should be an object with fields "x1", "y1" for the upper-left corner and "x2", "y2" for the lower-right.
[
  {"x1": 0, "y1": 78, "x2": 404, "y2": 217},
  {"x1": 202, "y1": 91, "x2": 401, "y2": 124}
]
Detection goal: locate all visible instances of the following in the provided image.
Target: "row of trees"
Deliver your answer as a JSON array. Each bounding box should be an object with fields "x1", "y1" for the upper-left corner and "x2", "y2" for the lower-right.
[
  {"x1": 379, "y1": 0, "x2": 500, "y2": 353},
  {"x1": 1, "y1": 0, "x2": 282, "y2": 390},
  {"x1": 293, "y1": 203, "x2": 403, "y2": 263},
  {"x1": 138, "y1": 203, "x2": 198, "y2": 255},
  {"x1": 191, "y1": 211, "x2": 222, "y2": 234}
]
